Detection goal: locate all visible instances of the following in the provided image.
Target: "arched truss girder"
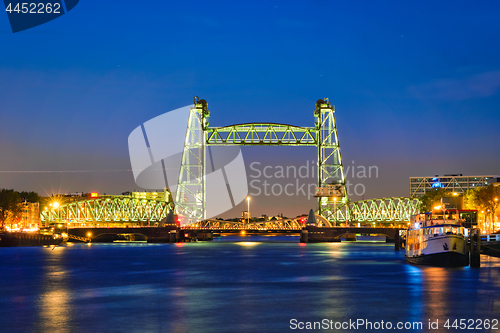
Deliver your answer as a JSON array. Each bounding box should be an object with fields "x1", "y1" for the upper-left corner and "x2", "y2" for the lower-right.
[
  {"x1": 40, "y1": 196, "x2": 175, "y2": 223},
  {"x1": 206, "y1": 123, "x2": 318, "y2": 146},
  {"x1": 322, "y1": 197, "x2": 421, "y2": 223}
]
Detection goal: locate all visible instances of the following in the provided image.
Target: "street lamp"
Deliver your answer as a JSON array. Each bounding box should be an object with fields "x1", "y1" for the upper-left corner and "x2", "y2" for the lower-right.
[
  {"x1": 333, "y1": 197, "x2": 337, "y2": 227},
  {"x1": 246, "y1": 196, "x2": 250, "y2": 229}
]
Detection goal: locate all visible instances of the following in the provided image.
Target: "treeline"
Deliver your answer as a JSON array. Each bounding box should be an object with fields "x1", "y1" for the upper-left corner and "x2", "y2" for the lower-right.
[
  {"x1": 0, "y1": 189, "x2": 41, "y2": 226},
  {"x1": 419, "y1": 184, "x2": 500, "y2": 225}
]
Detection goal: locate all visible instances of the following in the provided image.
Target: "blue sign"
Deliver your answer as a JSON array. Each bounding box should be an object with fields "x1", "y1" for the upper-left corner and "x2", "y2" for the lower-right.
[{"x1": 431, "y1": 178, "x2": 443, "y2": 188}]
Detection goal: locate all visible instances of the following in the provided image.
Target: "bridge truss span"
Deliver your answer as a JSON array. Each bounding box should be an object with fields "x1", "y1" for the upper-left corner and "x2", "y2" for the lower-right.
[
  {"x1": 40, "y1": 196, "x2": 175, "y2": 224},
  {"x1": 191, "y1": 218, "x2": 303, "y2": 230},
  {"x1": 324, "y1": 197, "x2": 421, "y2": 225},
  {"x1": 206, "y1": 123, "x2": 318, "y2": 146}
]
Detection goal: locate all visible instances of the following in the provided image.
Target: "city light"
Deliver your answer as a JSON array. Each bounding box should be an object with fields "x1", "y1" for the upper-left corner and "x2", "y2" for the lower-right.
[{"x1": 238, "y1": 242, "x2": 260, "y2": 247}]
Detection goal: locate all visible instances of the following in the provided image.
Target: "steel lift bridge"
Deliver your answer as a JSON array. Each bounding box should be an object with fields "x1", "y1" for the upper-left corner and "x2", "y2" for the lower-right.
[{"x1": 176, "y1": 98, "x2": 420, "y2": 227}]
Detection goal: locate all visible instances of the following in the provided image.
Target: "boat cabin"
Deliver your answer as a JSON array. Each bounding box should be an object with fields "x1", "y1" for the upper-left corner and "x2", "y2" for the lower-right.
[{"x1": 410, "y1": 209, "x2": 477, "y2": 229}]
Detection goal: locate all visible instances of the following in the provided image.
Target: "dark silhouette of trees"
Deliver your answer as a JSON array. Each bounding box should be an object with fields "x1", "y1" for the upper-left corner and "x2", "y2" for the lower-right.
[{"x1": 0, "y1": 189, "x2": 21, "y2": 228}]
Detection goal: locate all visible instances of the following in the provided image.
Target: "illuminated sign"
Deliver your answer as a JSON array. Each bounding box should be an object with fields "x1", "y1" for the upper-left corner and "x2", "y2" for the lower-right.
[{"x1": 431, "y1": 177, "x2": 443, "y2": 188}]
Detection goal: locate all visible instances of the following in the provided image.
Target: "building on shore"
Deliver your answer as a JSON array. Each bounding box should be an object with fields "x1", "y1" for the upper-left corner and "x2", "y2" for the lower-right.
[
  {"x1": 127, "y1": 189, "x2": 172, "y2": 202},
  {"x1": 20, "y1": 202, "x2": 40, "y2": 230},
  {"x1": 410, "y1": 174, "x2": 500, "y2": 198}
]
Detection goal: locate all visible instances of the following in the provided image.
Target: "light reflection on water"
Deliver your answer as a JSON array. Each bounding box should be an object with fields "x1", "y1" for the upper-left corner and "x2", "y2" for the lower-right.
[
  {"x1": 0, "y1": 236, "x2": 499, "y2": 332},
  {"x1": 37, "y1": 247, "x2": 73, "y2": 333}
]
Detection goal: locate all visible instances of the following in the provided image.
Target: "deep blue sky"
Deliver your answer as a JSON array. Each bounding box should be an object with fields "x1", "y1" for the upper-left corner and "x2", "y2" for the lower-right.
[{"x1": 1, "y1": 1, "x2": 499, "y2": 217}]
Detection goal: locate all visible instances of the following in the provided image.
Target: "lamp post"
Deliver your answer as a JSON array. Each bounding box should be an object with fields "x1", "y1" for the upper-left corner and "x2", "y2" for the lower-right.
[
  {"x1": 333, "y1": 197, "x2": 337, "y2": 227},
  {"x1": 495, "y1": 198, "x2": 498, "y2": 233},
  {"x1": 246, "y1": 196, "x2": 250, "y2": 229}
]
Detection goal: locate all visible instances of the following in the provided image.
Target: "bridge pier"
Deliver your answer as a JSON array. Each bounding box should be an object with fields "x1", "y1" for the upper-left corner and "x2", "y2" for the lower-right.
[
  {"x1": 394, "y1": 230, "x2": 401, "y2": 251},
  {"x1": 300, "y1": 226, "x2": 401, "y2": 243},
  {"x1": 300, "y1": 229, "x2": 308, "y2": 243}
]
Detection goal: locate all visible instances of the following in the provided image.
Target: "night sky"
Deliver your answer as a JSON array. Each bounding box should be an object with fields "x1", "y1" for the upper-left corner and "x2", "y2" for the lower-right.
[{"x1": 1, "y1": 1, "x2": 499, "y2": 218}]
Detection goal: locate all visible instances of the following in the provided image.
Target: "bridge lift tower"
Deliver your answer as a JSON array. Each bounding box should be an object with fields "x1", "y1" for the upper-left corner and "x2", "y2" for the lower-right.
[{"x1": 175, "y1": 97, "x2": 347, "y2": 224}]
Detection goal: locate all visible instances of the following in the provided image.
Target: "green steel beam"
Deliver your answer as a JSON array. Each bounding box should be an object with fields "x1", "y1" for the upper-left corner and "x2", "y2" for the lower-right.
[
  {"x1": 206, "y1": 123, "x2": 318, "y2": 146},
  {"x1": 175, "y1": 98, "x2": 207, "y2": 223},
  {"x1": 314, "y1": 99, "x2": 347, "y2": 218}
]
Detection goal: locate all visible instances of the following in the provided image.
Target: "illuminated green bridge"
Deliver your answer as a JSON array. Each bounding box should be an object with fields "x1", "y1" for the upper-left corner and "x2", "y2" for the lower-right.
[
  {"x1": 39, "y1": 195, "x2": 419, "y2": 228},
  {"x1": 176, "y1": 98, "x2": 420, "y2": 225},
  {"x1": 41, "y1": 98, "x2": 420, "y2": 228},
  {"x1": 40, "y1": 194, "x2": 175, "y2": 225}
]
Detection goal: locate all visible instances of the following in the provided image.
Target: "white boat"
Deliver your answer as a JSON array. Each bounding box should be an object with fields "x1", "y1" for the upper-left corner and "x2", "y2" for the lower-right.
[{"x1": 405, "y1": 211, "x2": 469, "y2": 267}]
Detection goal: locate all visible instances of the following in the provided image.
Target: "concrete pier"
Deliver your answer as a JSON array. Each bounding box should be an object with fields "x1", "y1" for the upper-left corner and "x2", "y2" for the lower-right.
[{"x1": 299, "y1": 226, "x2": 401, "y2": 243}]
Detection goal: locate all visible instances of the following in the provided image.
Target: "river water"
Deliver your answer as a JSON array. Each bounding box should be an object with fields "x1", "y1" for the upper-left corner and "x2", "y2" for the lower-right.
[{"x1": 0, "y1": 235, "x2": 499, "y2": 332}]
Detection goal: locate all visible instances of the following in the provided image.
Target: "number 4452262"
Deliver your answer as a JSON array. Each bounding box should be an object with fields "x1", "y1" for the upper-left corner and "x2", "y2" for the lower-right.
[
  {"x1": 444, "y1": 319, "x2": 498, "y2": 330},
  {"x1": 5, "y1": 3, "x2": 61, "y2": 14}
]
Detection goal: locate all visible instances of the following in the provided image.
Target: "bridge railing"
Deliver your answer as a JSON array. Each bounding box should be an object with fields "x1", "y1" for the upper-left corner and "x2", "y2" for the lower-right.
[{"x1": 482, "y1": 234, "x2": 500, "y2": 243}]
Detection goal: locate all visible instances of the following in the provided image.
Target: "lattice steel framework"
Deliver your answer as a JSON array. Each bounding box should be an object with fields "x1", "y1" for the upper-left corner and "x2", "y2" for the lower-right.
[
  {"x1": 175, "y1": 97, "x2": 346, "y2": 224},
  {"x1": 189, "y1": 218, "x2": 303, "y2": 230},
  {"x1": 40, "y1": 196, "x2": 174, "y2": 223},
  {"x1": 186, "y1": 198, "x2": 419, "y2": 229},
  {"x1": 174, "y1": 98, "x2": 421, "y2": 225},
  {"x1": 333, "y1": 197, "x2": 421, "y2": 225},
  {"x1": 315, "y1": 100, "x2": 346, "y2": 220},
  {"x1": 175, "y1": 100, "x2": 207, "y2": 223},
  {"x1": 206, "y1": 123, "x2": 317, "y2": 146}
]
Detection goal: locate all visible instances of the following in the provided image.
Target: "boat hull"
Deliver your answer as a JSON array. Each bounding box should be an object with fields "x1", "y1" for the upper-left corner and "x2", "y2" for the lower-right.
[{"x1": 406, "y1": 251, "x2": 468, "y2": 267}]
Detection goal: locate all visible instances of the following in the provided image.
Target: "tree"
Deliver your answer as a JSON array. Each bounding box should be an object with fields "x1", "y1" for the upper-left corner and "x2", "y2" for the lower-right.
[
  {"x1": 0, "y1": 189, "x2": 21, "y2": 228},
  {"x1": 419, "y1": 188, "x2": 448, "y2": 213},
  {"x1": 19, "y1": 191, "x2": 41, "y2": 203},
  {"x1": 465, "y1": 185, "x2": 500, "y2": 232}
]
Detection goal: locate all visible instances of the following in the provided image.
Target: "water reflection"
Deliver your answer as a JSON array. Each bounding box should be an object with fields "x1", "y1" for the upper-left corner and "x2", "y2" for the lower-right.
[
  {"x1": 404, "y1": 264, "x2": 424, "y2": 324},
  {"x1": 36, "y1": 247, "x2": 73, "y2": 333},
  {"x1": 237, "y1": 242, "x2": 261, "y2": 247},
  {"x1": 0, "y1": 240, "x2": 498, "y2": 332},
  {"x1": 421, "y1": 268, "x2": 449, "y2": 321}
]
